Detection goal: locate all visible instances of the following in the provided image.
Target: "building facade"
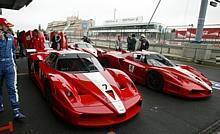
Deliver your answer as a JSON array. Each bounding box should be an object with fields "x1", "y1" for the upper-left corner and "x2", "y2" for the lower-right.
[
  {"x1": 46, "y1": 16, "x2": 95, "y2": 40},
  {"x1": 88, "y1": 16, "x2": 164, "y2": 43}
]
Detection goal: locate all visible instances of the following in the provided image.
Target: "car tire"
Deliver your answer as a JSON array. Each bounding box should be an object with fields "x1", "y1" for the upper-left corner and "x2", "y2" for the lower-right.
[
  {"x1": 101, "y1": 58, "x2": 110, "y2": 68},
  {"x1": 146, "y1": 70, "x2": 164, "y2": 91}
]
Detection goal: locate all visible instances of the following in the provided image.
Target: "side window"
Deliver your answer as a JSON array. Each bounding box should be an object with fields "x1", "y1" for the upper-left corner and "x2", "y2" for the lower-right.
[
  {"x1": 140, "y1": 55, "x2": 147, "y2": 63},
  {"x1": 133, "y1": 53, "x2": 142, "y2": 61},
  {"x1": 46, "y1": 53, "x2": 58, "y2": 68}
]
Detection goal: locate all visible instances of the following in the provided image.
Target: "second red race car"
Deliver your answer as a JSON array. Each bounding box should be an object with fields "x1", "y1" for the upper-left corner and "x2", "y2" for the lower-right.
[
  {"x1": 68, "y1": 41, "x2": 104, "y2": 58},
  {"x1": 28, "y1": 49, "x2": 142, "y2": 127},
  {"x1": 99, "y1": 50, "x2": 212, "y2": 99}
]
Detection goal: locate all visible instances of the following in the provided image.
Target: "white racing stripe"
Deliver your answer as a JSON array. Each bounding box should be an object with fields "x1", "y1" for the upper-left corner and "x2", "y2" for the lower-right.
[
  {"x1": 26, "y1": 49, "x2": 36, "y2": 53},
  {"x1": 83, "y1": 72, "x2": 126, "y2": 114},
  {"x1": 11, "y1": 49, "x2": 19, "y2": 102},
  {"x1": 175, "y1": 66, "x2": 212, "y2": 91}
]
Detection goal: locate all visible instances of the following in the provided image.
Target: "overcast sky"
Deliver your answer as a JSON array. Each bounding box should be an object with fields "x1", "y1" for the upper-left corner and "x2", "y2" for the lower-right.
[{"x1": 1, "y1": 0, "x2": 220, "y2": 31}]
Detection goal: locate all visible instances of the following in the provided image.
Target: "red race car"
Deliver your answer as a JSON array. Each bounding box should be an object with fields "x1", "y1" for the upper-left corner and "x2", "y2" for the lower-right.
[
  {"x1": 28, "y1": 50, "x2": 142, "y2": 127},
  {"x1": 68, "y1": 41, "x2": 104, "y2": 58},
  {"x1": 99, "y1": 50, "x2": 212, "y2": 99}
]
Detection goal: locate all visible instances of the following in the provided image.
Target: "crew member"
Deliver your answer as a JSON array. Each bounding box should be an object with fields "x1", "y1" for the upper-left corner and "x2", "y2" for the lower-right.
[
  {"x1": 138, "y1": 34, "x2": 149, "y2": 51},
  {"x1": 0, "y1": 18, "x2": 26, "y2": 120},
  {"x1": 32, "y1": 29, "x2": 45, "y2": 51}
]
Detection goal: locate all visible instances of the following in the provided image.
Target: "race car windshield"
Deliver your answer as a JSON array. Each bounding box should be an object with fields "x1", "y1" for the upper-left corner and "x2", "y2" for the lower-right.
[
  {"x1": 145, "y1": 54, "x2": 176, "y2": 67},
  {"x1": 57, "y1": 54, "x2": 104, "y2": 73}
]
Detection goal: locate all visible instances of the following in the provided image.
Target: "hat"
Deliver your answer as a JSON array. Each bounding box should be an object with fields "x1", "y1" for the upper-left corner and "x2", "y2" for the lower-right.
[
  {"x1": 0, "y1": 18, "x2": 14, "y2": 27},
  {"x1": 141, "y1": 34, "x2": 145, "y2": 38}
]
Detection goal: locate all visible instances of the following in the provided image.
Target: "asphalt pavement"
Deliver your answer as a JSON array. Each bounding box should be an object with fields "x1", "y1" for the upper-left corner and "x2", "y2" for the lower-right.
[{"x1": 0, "y1": 58, "x2": 220, "y2": 134}]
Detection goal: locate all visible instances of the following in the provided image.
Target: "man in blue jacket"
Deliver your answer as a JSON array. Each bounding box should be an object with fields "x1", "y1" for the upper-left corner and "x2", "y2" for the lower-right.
[{"x1": 0, "y1": 18, "x2": 25, "y2": 120}]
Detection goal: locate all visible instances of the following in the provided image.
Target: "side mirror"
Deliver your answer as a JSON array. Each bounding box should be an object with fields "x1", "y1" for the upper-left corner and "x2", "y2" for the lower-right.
[{"x1": 119, "y1": 57, "x2": 124, "y2": 63}]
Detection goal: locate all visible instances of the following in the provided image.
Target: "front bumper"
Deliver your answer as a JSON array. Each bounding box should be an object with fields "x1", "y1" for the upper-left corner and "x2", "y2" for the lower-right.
[
  {"x1": 164, "y1": 82, "x2": 212, "y2": 99},
  {"x1": 53, "y1": 95, "x2": 142, "y2": 127}
]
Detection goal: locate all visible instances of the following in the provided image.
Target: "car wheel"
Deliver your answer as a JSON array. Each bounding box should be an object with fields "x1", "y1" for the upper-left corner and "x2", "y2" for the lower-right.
[
  {"x1": 101, "y1": 58, "x2": 110, "y2": 68},
  {"x1": 146, "y1": 70, "x2": 164, "y2": 91}
]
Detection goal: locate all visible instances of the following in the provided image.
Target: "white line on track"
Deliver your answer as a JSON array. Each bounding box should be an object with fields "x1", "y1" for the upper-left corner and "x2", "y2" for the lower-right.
[{"x1": 211, "y1": 81, "x2": 220, "y2": 90}]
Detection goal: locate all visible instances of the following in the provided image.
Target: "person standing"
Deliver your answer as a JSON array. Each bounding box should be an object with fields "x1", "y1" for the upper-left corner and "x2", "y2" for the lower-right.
[
  {"x1": 115, "y1": 35, "x2": 122, "y2": 51},
  {"x1": 81, "y1": 35, "x2": 92, "y2": 44},
  {"x1": 32, "y1": 29, "x2": 45, "y2": 51},
  {"x1": 51, "y1": 32, "x2": 61, "y2": 50},
  {"x1": 130, "y1": 34, "x2": 137, "y2": 51},
  {"x1": 127, "y1": 35, "x2": 131, "y2": 51},
  {"x1": 0, "y1": 18, "x2": 26, "y2": 120},
  {"x1": 138, "y1": 34, "x2": 149, "y2": 51}
]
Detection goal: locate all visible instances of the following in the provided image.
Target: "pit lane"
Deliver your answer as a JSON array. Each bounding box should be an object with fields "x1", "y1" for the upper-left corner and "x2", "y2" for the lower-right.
[{"x1": 0, "y1": 58, "x2": 220, "y2": 134}]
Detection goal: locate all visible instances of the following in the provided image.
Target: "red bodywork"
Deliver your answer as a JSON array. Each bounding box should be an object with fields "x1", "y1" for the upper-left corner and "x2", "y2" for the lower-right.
[
  {"x1": 32, "y1": 31, "x2": 45, "y2": 51},
  {"x1": 99, "y1": 51, "x2": 212, "y2": 99},
  {"x1": 23, "y1": 30, "x2": 46, "y2": 51},
  {"x1": 28, "y1": 50, "x2": 142, "y2": 127},
  {"x1": 176, "y1": 28, "x2": 220, "y2": 39}
]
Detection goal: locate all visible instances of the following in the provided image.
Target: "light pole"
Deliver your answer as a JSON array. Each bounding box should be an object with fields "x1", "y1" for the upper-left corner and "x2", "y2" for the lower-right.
[
  {"x1": 145, "y1": 0, "x2": 162, "y2": 33},
  {"x1": 114, "y1": 8, "x2": 116, "y2": 20},
  {"x1": 195, "y1": 0, "x2": 220, "y2": 43}
]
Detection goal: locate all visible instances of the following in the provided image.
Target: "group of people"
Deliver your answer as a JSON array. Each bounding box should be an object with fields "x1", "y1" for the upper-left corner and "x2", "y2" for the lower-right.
[
  {"x1": 17, "y1": 29, "x2": 47, "y2": 56},
  {"x1": 115, "y1": 34, "x2": 150, "y2": 51},
  {"x1": 0, "y1": 18, "x2": 25, "y2": 120}
]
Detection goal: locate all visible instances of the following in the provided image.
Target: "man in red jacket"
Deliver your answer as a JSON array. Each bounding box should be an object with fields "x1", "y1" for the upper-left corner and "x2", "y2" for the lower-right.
[{"x1": 32, "y1": 29, "x2": 45, "y2": 51}]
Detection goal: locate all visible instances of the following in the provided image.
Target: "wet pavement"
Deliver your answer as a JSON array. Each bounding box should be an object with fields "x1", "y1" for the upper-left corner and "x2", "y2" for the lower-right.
[{"x1": 0, "y1": 58, "x2": 220, "y2": 134}]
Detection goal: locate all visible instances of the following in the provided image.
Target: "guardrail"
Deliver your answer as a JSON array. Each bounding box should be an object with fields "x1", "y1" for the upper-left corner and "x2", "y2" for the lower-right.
[{"x1": 67, "y1": 37, "x2": 220, "y2": 66}]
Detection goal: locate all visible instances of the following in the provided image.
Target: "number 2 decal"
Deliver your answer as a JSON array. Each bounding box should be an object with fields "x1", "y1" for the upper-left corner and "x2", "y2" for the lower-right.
[
  {"x1": 102, "y1": 84, "x2": 108, "y2": 91},
  {"x1": 129, "y1": 64, "x2": 135, "y2": 73}
]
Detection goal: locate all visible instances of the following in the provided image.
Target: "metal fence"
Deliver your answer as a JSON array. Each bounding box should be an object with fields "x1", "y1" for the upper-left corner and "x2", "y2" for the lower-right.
[{"x1": 67, "y1": 36, "x2": 220, "y2": 66}]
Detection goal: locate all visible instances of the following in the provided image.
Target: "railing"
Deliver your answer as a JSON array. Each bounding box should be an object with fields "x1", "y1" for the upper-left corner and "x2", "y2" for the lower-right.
[{"x1": 67, "y1": 36, "x2": 220, "y2": 65}]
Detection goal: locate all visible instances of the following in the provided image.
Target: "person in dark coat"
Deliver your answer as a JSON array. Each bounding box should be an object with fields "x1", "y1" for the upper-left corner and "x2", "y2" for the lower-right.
[
  {"x1": 127, "y1": 35, "x2": 131, "y2": 51},
  {"x1": 51, "y1": 33, "x2": 61, "y2": 50},
  {"x1": 138, "y1": 34, "x2": 149, "y2": 51},
  {"x1": 81, "y1": 36, "x2": 92, "y2": 44},
  {"x1": 18, "y1": 31, "x2": 26, "y2": 57},
  {"x1": 130, "y1": 34, "x2": 137, "y2": 51}
]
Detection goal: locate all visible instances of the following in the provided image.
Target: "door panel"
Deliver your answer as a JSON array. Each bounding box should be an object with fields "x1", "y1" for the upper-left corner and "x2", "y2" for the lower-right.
[{"x1": 120, "y1": 59, "x2": 146, "y2": 84}]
